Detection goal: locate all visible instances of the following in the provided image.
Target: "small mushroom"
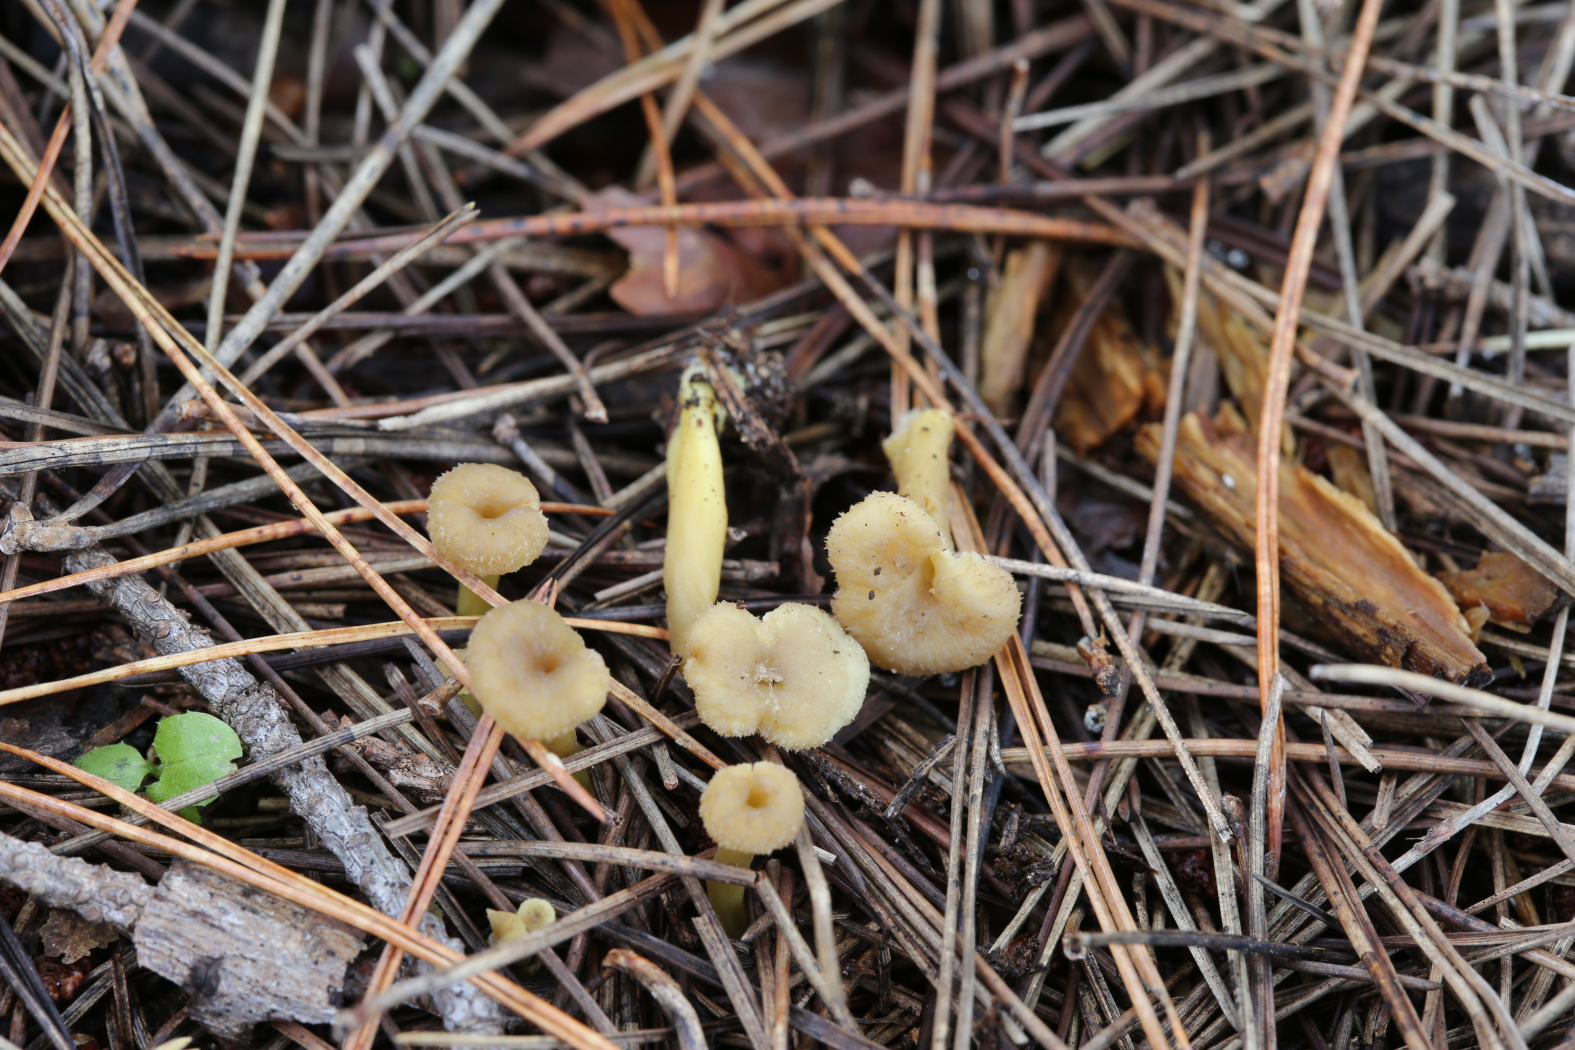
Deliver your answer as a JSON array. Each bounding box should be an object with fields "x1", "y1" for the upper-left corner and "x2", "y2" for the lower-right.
[
  {"x1": 427, "y1": 463, "x2": 549, "y2": 616},
  {"x1": 825, "y1": 491, "x2": 1021, "y2": 676},
  {"x1": 465, "y1": 600, "x2": 609, "y2": 761},
  {"x1": 699, "y1": 762, "x2": 804, "y2": 936},
  {"x1": 882, "y1": 408, "x2": 955, "y2": 544},
  {"x1": 684, "y1": 602, "x2": 869, "y2": 749},
  {"x1": 664, "y1": 365, "x2": 728, "y2": 658},
  {"x1": 486, "y1": 898, "x2": 556, "y2": 975}
]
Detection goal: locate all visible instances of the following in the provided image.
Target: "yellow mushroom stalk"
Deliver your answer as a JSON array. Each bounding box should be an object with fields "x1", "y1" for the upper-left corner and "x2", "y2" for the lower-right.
[
  {"x1": 664, "y1": 365, "x2": 728, "y2": 658},
  {"x1": 427, "y1": 463, "x2": 549, "y2": 616},
  {"x1": 882, "y1": 408, "x2": 955, "y2": 545},
  {"x1": 699, "y1": 763, "x2": 804, "y2": 937}
]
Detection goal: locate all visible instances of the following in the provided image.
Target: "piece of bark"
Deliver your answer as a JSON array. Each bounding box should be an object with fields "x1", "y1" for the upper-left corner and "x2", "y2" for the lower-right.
[
  {"x1": 0, "y1": 500, "x2": 504, "y2": 1038},
  {"x1": 1167, "y1": 269, "x2": 1293, "y2": 455},
  {"x1": 980, "y1": 241, "x2": 1061, "y2": 415},
  {"x1": 1435, "y1": 551, "x2": 1561, "y2": 634},
  {"x1": 1326, "y1": 444, "x2": 1379, "y2": 517},
  {"x1": 1052, "y1": 262, "x2": 1150, "y2": 454},
  {"x1": 39, "y1": 909, "x2": 118, "y2": 964},
  {"x1": 134, "y1": 862, "x2": 362, "y2": 1044},
  {"x1": 1137, "y1": 407, "x2": 1490, "y2": 687},
  {"x1": 0, "y1": 834, "x2": 362, "y2": 1045},
  {"x1": 336, "y1": 717, "x2": 455, "y2": 804}
]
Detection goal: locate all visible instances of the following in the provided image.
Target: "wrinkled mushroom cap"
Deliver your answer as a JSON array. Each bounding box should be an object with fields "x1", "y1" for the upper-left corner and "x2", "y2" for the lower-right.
[
  {"x1": 467, "y1": 601, "x2": 609, "y2": 741},
  {"x1": 826, "y1": 491, "x2": 1021, "y2": 676},
  {"x1": 685, "y1": 602, "x2": 869, "y2": 749},
  {"x1": 428, "y1": 463, "x2": 549, "y2": 576},
  {"x1": 700, "y1": 762, "x2": 805, "y2": 855}
]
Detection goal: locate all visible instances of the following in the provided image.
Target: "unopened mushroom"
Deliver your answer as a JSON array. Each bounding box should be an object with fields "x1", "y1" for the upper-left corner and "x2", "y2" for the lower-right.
[
  {"x1": 664, "y1": 365, "x2": 728, "y2": 658},
  {"x1": 882, "y1": 408, "x2": 955, "y2": 544},
  {"x1": 486, "y1": 897, "x2": 556, "y2": 974},
  {"x1": 825, "y1": 491, "x2": 1021, "y2": 676},
  {"x1": 465, "y1": 600, "x2": 609, "y2": 763},
  {"x1": 427, "y1": 463, "x2": 549, "y2": 616},
  {"x1": 699, "y1": 762, "x2": 804, "y2": 936},
  {"x1": 487, "y1": 897, "x2": 555, "y2": 946},
  {"x1": 685, "y1": 602, "x2": 868, "y2": 749}
]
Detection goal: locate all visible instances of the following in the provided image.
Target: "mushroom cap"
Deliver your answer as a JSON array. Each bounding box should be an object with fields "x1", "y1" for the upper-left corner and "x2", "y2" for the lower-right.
[
  {"x1": 826, "y1": 491, "x2": 1022, "y2": 676},
  {"x1": 466, "y1": 601, "x2": 609, "y2": 741},
  {"x1": 428, "y1": 463, "x2": 549, "y2": 576},
  {"x1": 699, "y1": 762, "x2": 805, "y2": 855},
  {"x1": 685, "y1": 602, "x2": 869, "y2": 749},
  {"x1": 486, "y1": 898, "x2": 555, "y2": 946}
]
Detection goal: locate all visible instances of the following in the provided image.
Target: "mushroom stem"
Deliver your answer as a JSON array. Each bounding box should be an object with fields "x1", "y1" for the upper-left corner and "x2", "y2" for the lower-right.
[
  {"x1": 543, "y1": 728, "x2": 592, "y2": 791},
  {"x1": 664, "y1": 365, "x2": 728, "y2": 658},
  {"x1": 883, "y1": 408, "x2": 955, "y2": 546},
  {"x1": 707, "y1": 846, "x2": 755, "y2": 938},
  {"x1": 455, "y1": 574, "x2": 500, "y2": 618}
]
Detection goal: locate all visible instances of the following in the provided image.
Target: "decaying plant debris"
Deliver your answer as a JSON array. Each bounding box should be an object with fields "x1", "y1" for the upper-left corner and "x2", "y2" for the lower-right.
[{"x1": 3, "y1": 1, "x2": 1575, "y2": 1049}]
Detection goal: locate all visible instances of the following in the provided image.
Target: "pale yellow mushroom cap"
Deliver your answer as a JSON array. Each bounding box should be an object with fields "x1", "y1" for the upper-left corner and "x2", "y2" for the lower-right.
[
  {"x1": 699, "y1": 762, "x2": 805, "y2": 855},
  {"x1": 826, "y1": 491, "x2": 1022, "y2": 676},
  {"x1": 466, "y1": 601, "x2": 609, "y2": 740},
  {"x1": 427, "y1": 463, "x2": 549, "y2": 577},
  {"x1": 685, "y1": 602, "x2": 869, "y2": 749},
  {"x1": 487, "y1": 898, "x2": 556, "y2": 946}
]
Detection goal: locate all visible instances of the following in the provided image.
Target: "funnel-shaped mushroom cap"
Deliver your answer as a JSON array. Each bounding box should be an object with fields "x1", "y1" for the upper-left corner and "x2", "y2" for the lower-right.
[
  {"x1": 826, "y1": 491, "x2": 1021, "y2": 676},
  {"x1": 700, "y1": 762, "x2": 805, "y2": 855},
  {"x1": 428, "y1": 463, "x2": 549, "y2": 576},
  {"x1": 467, "y1": 601, "x2": 609, "y2": 740},
  {"x1": 685, "y1": 602, "x2": 869, "y2": 749}
]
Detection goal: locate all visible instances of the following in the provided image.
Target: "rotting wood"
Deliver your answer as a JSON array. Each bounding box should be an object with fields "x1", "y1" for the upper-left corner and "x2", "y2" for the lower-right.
[{"x1": 1138, "y1": 408, "x2": 1490, "y2": 686}]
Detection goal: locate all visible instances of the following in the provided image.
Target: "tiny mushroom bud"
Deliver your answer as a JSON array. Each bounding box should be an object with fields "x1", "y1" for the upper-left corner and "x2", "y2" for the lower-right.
[
  {"x1": 427, "y1": 463, "x2": 549, "y2": 616},
  {"x1": 685, "y1": 602, "x2": 869, "y2": 749},
  {"x1": 699, "y1": 762, "x2": 804, "y2": 936},
  {"x1": 486, "y1": 898, "x2": 556, "y2": 974},
  {"x1": 465, "y1": 601, "x2": 609, "y2": 760},
  {"x1": 825, "y1": 492, "x2": 1021, "y2": 676},
  {"x1": 882, "y1": 408, "x2": 955, "y2": 544},
  {"x1": 664, "y1": 364, "x2": 728, "y2": 659}
]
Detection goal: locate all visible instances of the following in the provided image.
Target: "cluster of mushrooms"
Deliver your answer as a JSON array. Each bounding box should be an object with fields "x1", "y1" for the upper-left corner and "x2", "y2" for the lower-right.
[{"x1": 424, "y1": 365, "x2": 1021, "y2": 936}]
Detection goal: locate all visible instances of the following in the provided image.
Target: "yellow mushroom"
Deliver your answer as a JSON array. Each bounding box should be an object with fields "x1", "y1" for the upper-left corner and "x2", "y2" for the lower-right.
[
  {"x1": 664, "y1": 365, "x2": 728, "y2": 659},
  {"x1": 427, "y1": 463, "x2": 549, "y2": 617},
  {"x1": 825, "y1": 492, "x2": 1021, "y2": 676},
  {"x1": 882, "y1": 408, "x2": 955, "y2": 544},
  {"x1": 699, "y1": 762, "x2": 804, "y2": 937},
  {"x1": 465, "y1": 600, "x2": 609, "y2": 766},
  {"x1": 486, "y1": 898, "x2": 556, "y2": 974},
  {"x1": 684, "y1": 602, "x2": 869, "y2": 749}
]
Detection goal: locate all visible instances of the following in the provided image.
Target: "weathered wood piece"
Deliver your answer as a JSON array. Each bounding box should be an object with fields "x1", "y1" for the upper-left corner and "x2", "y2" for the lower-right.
[
  {"x1": 0, "y1": 835, "x2": 361, "y2": 1045},
  {"x1": 133, "y1": 862, "x2": 363, "y2": 1044},
  {"x1": 1138, "y1": 407, "x2": 1490, "y2": 686},
  {"x1": 1436, "y1": 551, "x2": 1562, "y2": 633}
]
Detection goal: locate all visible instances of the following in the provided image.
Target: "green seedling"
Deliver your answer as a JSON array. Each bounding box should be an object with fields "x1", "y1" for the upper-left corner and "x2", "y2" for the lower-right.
[
  {"x1": 73, "y1": 742, "x2": 155, "y2": 795},
  {"x1": 75, "y1": 712, "x2": 243, "y2": 824}
]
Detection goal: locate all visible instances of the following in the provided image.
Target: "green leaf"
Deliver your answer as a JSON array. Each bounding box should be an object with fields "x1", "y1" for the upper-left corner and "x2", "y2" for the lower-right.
[
  {"x1": 146, "y1": 713, "x2": 242, "y2": 818},
  {"x1": 74, "y1": 743, "x2": 154, "y2": 795},
  {"x1": 153, "y1": 712, "x2": 242, "y2": 767},
  {"x1": 146, "y1": 759, "x2": 234, "y2": 809}
]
